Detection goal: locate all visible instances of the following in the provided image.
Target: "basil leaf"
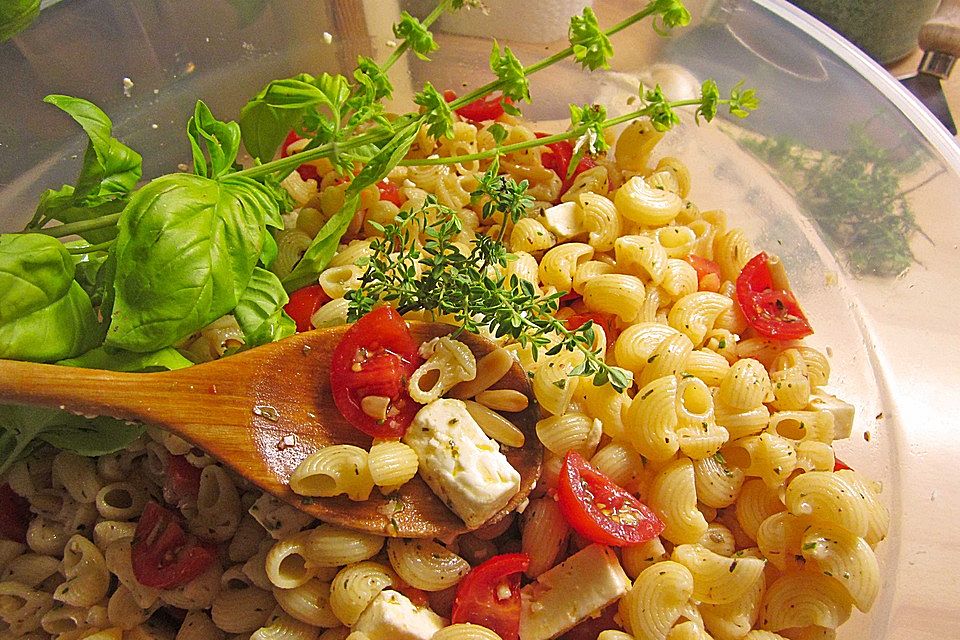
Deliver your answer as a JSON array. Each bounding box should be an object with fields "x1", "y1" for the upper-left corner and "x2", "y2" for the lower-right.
[
  {"x1": 0, "y1": 234, "x2": 99, "y2": 362},
  {"x1": 239, "y1": 73, "x2": 350, "y2": 162},
  {"x1": 348, "y1": 120, "x2": 420, "y2": 198},
  {"x1": 44, "y1": 95, "x2": 142, "y2": 200},
  {"x1": 234, "y1": 267, "x2": 295, "y2": 346},
  {"x1": 0, "y1": 0, "x2": 39, "y2": 43},
  {"x1": 107, "y1": 173, "x2": 275, "y2": 351},
  {"x1": 281, "y1": 194, "x2": 360, "y2": 293},
  {"x1": 0, "y1": 233, "x2": 75, "y2": 324},
  {"x1": 0, "y1": 281, "x2": 99, "y2": 362},
  {"x1": 187, "y1": 100, "x2": 241, "y2": 178},
  {"x1": 39, "y1": 415, "x2": 144, "y2": 458},
  {"x1": 0, "y1": 405, "x2": 143, "y2": 465},
  {"x1": 59, "y1": 346, "x2": 192, "y2": 371}
]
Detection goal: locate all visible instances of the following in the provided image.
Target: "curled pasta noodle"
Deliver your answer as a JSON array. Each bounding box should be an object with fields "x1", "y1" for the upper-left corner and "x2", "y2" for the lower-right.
[
  {"x1": 694, "y1": 454, "x2": 745, "y2": 509},
  {"x1": 54, "y1": 535, "x2": 110, "y2": 607},
  {"x1": 615, "y1": 119, "x2": 665, "y2": 171},
  {"x1": 615, "y1": 175, "x2": 684, "y2": 226},
  {"x1": 318, "y1": 264, "x2": 364, "y2": 300},
  {"x1": 409, "y1": 336, "x2": 477, "y2": 404},
  {"x1": 615, "y1": 234, "x2": 668, "y2": 285},
  {"x1": 539, "y1": 242, "x2": 594, "y2": 292},
  {"x1": 211, "y1": 576, "x2": 275, "y2": 634},
  {"x1": 289, "y1": 446, "x2": 374, "y2": 501},
  {"x1": 52, "y1": 451, "x2": 101, "y2": 504},
  {"x1": 386, "y1": 538, "x2": 470, "y2": 592},
  {"x1": 785, "y1": 471, "x2": 870, "y2": 538},
  {"x1": 531, "y1": 349, "x2": 583, "y2": 416},
  {"x1": 571, "y1": 259, "x2": 616, "y2": 295},
  {"x1": 626, "y1": 375, "x2": 679, "y2": 462},
  {"x1": 367, "y1": 441, "x2": 419, "y2": 493},
  {"x1": 648, "y1": 458, "x2": 709, "y2": 545},
  {"x1": 535, "y1": 413, "x2": 602, "y2": 457},
  {"x1": 510, "y1": 217, "x2": 557, "y2": 253},
  {"x1": 614, "y1": 322, "x2": 681, "y2": 377},
  {"x1": 655, "y1": 226, "x2": 698, "y2": 259},
  {"x1": 590, "y1": 441, "x2": 644, "y2": 489},
  {"x1": 434, "y1": 624, "x2": 504, "y2": 640},
  {"x1": 667, "y1": 291, "x2": 733, "y2": 346},
  {"x1": 618, "y1": 561, "x2": 694, "y2": 638},
  {"x1": 759, "y1": 570, "x2": 853, "y2": 632},
  {"x1": 250, "y1": 608, "x2": 319, "y2": 640},
  {"x1": 582, "y1": 273, "x2": 646, "y2": 323},
  {"x1": 521, "y1": 497, "x2": 570, "y2": 578},
  {"x1": 192, "y1": 465, "x2": 242, "y2": 542},
  {"x1": 579, "y1": 191, "x2": 620, "y2": 251},
  {"x1": 735, "y1": 479, "x2": 785, "y2": 542},
  {"x1": 274, "y1": 578, "x2": 339, "y2": 628},
  {"x1": 272, "y1": 228, "x2": 313, "y2": 280},
  {"x1": 719, "y1": 358, "x2": 773, "y2": 410},
  {"x1": 638, "y1": 332, "x2": 694, "y2": 388},
  {"x1": 660, "y1": 258, "x2": 698, "y2": 298},
  {"x1": 329, "y1": 561, "x2": 395, "y2": 625},
  {"x1": 265, "y1": 531, "x2": 317, "y2": 590},
  {"x1": 1, "y1": 553, "x2": 59, "y2": 588},
  {"x1": 305, "y1": 525, "x2": 385, "y2": 569},
  {"x1": 671, "y1": 543, "x2": 766, "y2": 605},
  {"x1": 714, "y1": 229, "x2": 753, "y2": 282},
  {"x1": 95, "y1": 482, "x2": 146, "y2": 522}
]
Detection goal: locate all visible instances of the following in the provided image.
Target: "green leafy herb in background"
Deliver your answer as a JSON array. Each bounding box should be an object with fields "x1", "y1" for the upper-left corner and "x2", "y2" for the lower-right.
[
  {"x1": 0, "y1": 0, "x2": 40, "y2": 42},
  {"x1": 742, "y1": 127, "x2": 925, "y2": 276}
]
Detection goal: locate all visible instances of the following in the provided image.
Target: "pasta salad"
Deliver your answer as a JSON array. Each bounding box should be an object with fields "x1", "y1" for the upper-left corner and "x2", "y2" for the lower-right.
[{"x1": 0, "y1": 2, "x2": 887, "y2": 640}]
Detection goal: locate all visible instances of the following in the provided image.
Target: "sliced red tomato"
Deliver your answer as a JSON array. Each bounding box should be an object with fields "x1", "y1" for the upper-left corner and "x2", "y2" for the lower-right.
[
  {"x1": 281, "y1": 130, "x2": 320, "y2": 182},
  {"x1": 833, "y1": 457, "x2": 853, "y2": 472},
  {"x1": 536, "y1": 134, "x2": 597, "y2": 195},
  {"x1": 394, "y1": 577, "x2": 431, "y2": 608},
  {"x1": 443, "y1": 90, "x2": 511, "y2": 122},
  {"x1": 564, "y1": 312, "x2": 616, "y2": 351},
  {"x1": 131, "y1": 502, "x2": 217, "y2": 589},
  {"x1": 163, "y1": 454, "x2": 202, "y2": 508},
  {"x1": 686, "y1": 254, "x2": 722, "y2": 291},
  {"x1": 557, "y1": 452, "x2": 663, "y2": 547},
  {"x1": 0, "y1": 483, "x2": 30, "y2": 543},
  {"x1": 284, "y1": 284, "x2": 331, "y2": 333},
  {"x1": 330, "y1": 306, "x2": 423, "y2": 438},
  {"x1": 735, "y1": 252, "x2": 813, "y2": 340},
  {"x1": 377, "y1": 180, "x2": 403, "y2": 207},
  {"x1": 452, "y1": 553, "x2": 530, "y2": 640}
]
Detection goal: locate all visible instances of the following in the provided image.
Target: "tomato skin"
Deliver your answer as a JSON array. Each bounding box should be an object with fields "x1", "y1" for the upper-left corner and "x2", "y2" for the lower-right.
[
  {"x1": 163, "y1": 454, "x2": 202, "y2": 508},
  {"x1": 564, "y1": 312, "x2": 616, "y2": 350},
  {"x1": 535, "y1": 134, "x2": 597, "y2": 195},
  {"x1": 833, "y1": 457, "x2": 853, "y2": 472},
  {"x1": 131, "y1": 502, "x2": 217, "y2": 589},
  {"x1": 0, "y1": 483, "x2": 30, "y2": 543},
  {"x1": 281, "y1": 130, "x2": 320, "y2": 182},
  {"x1": 284, "y1": 285, "x2": 331, "y2": 333},
  {"x1": 443, "y1": 90, "x2": 510, "y2": 122},
  {"x1": 377, "y1": 180, "x2": 403, "y2": 206},
  {"x1": 557, "y1": 451, "x2": 664, "y2": 547},
  {"x1": 330, "y1": 306, "x2": 423, "y2": 438},
  {"x1": 452, "y1": 553, "x2": 530, "y2": 640},
  {"x1": 735, "y1": 252, "x2": 813, "y2": 340},
  {"x1": 686, "y1": 254, "x2": 722, "y2": 291}
]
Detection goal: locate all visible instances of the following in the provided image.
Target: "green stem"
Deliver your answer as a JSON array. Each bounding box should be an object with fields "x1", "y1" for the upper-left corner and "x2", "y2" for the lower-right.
[
  {"x1": 447, "y1": 3, "x2": 666, "y2": 111},
  {"x1": 35, "y1": 213, "x2": 122, "y2": 238},
  {"x1": 381, "y1": 0, "x2": 452, "y2": 72},
  {"x1": 67, "y1": 240, "x2": 115, "y2": 254}
]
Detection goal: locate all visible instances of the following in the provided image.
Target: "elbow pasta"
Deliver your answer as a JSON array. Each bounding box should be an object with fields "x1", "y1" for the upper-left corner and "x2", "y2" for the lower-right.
[{"x1": 1, "y1": 102, "x2": 889, "y2": 640}]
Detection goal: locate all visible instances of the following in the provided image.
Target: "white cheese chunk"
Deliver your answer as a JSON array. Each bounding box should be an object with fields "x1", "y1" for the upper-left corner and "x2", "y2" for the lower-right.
[
  {"x1": 540, "y1": 201, "x2": 582, "y2": 240},
  {"x1": 808, "y1": 389, "x2": 855, "y2": 439},
  {"x1": 519, "y1": 544, "x2": 630, "y2": 640},
  {"x1": 353, "y1": 589, "x2": 447, "y2": 640},
  {"x1": 403, "y1": 398, "x2": 521, "y2": 528}
]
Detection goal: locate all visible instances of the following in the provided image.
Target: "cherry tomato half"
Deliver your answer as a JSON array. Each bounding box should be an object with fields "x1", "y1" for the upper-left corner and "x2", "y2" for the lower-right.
[
  {"x1": 162, "y1": 454, "x2": 202, "y2": 509},
  {"x1": 735, "y1": 252, "x2": 813, "y2": 340},
  {"x1": 536, "y1": 135, "x2": 597, "y2": 195},
  {"x1": 0, "y1": 483, "x2": 30, "y2": 543},
  {"x1": 557, "y1": 451, "x2": 663, "y2": 547},
  {"x1": 284, "y1": 284, "x2": 331, "y2": 333},
  {"x1": 685, "y1": 254, "x2": 722, "y2": 292},
  {"x1": 451, "y1": 553, "x2": 530, "y2": 640},
  {"x1": 443, "y1": 90, "x2": 511, "y2": 122},
  {"x1": 281, "y1": 130, "x2": 320, "y2": 182},
  {"x1": 131, "y1": 502, "x2": 217, "y2": 589},
  {"x1": 330, "y1": 306, "x2": 423, "y2": 438},
  {"x1": 833, "y1": 457, "x2": 853, "y2": 472}
]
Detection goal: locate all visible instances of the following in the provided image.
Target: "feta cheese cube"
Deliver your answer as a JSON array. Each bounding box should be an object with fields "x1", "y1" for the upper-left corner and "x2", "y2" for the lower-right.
[
  {"x1": 403, "y1": 399, "x2": 521, "y2": 529},
  {"x1": 519, "y1": 544, "x2": 630, "y2": 640},
  {"x1": 808, "y1": 390, "x2": 855, "y2": 439},
  {"x1": 353, "y1": 589, "x2": 447, "y2": 640},
  {"x1": 541, "y1": 201, "x2": 583, "y2": 240}
]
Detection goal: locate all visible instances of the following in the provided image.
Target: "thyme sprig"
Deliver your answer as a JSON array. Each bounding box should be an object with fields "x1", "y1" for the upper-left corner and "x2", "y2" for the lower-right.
[{"x1": 346, "y1": 164, "x2": 632, "y2": 392}]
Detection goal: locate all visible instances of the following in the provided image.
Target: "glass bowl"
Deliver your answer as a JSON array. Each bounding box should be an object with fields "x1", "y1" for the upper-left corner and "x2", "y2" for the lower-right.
[{"x1": 1, "y1": 1, "x2": 958, "y2": 637}]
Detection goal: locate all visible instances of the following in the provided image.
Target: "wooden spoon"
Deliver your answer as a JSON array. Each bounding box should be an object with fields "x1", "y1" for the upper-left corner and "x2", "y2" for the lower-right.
[{"x1": 0, "y1": 323, "x2": 542, "y2": 538}]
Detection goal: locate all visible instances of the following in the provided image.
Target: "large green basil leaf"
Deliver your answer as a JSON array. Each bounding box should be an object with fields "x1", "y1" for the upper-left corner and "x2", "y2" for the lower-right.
[
  {"x1": 0, "y1": 281, "x2": 99, "y2": 361},
  {"x1": 59, "y1": 346, "x2": 192, "y2": 371},
  {"x1": 44, "y1": 95, "x2": 142, "y2": 200},
  {"x1": 239, "y1": 73, "x2": 351, "y2": 162},
  {"x1": 234, "y1": 267, "x2": 295, "y2": 346},
  {"x1": 0, "y1": 234, "x2": 99, "y2": 362},
  {"x1": 107, "y1": 173, "x2": 275, "y2": 352},
  {"x1": 0, "y1": 233, "x2": 75, "y2": 324},
  {"x1": 187, "y1": 100, "x2": 241, "y2": 179},
  {"x1": 0, "y1": 405, "x2": 143, "y2": 474},
  {"x1": 0, "y1": 0, "x2": 39, "y2": 42}
]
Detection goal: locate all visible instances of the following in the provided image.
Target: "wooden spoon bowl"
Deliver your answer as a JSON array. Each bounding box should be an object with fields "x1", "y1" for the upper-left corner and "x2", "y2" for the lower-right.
[{"x1": 0, "y1": 323, "x2": 542, "y2": 538}]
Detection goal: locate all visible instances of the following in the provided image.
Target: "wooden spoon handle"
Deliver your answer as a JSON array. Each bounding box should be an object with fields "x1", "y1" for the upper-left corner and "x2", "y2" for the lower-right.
[{"x1": 920, "y1": 0, "x2": 960, "y2": 58}]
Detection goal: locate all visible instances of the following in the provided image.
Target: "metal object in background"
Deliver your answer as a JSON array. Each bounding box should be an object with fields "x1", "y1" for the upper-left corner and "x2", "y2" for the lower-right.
[{"x1": 899, "y1": 0, "x2": 960, "y2": 135}]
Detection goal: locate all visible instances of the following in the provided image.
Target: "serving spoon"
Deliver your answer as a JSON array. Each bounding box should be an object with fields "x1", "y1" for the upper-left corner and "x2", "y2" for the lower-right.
[{"x1": 0, "y1": 323, "x2": 542, "y2": 538}]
